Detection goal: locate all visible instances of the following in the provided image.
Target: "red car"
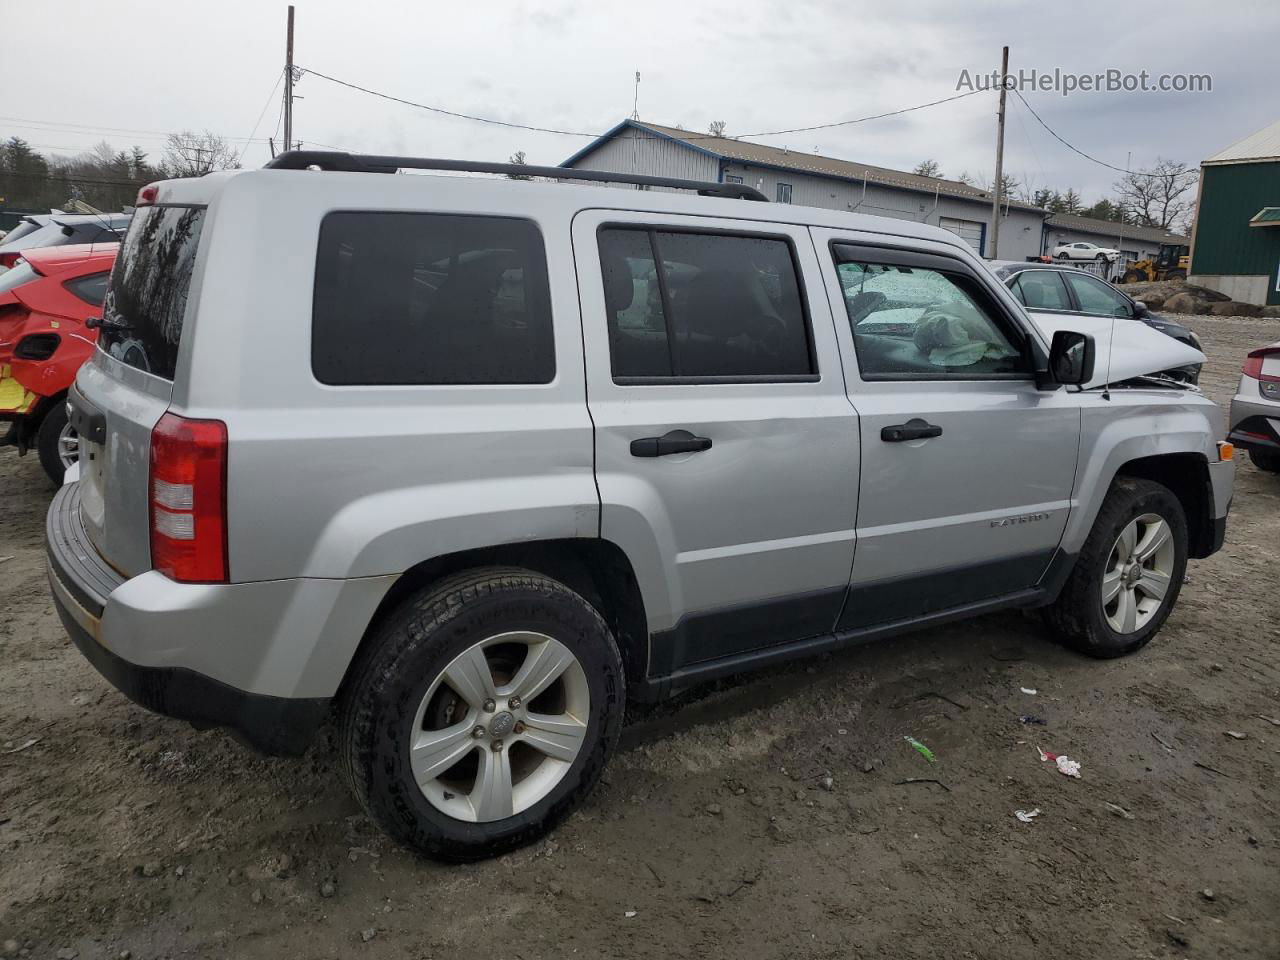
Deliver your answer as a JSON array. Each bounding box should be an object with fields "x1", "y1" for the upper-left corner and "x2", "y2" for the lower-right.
[{"x1": 0, "y1": 242, "x2": 117, "y2": 483}]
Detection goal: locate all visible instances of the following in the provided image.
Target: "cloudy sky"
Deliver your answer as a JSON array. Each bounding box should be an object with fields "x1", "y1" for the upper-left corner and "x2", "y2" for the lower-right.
[{"x1": 8, "y1": 0, "x2": 1276, "y2": 202}]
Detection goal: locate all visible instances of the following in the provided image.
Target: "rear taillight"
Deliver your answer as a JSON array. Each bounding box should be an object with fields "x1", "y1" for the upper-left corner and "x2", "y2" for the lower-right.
[
  {"x1": 149, "y1": 412, "x2": 228, "y2": 583},
  {"x1": 136, "y1": 183, "x2": 159, "y2": 207},
  {"x1": 1242, "y1": 347, "x2": 1280, "y2": 382}
]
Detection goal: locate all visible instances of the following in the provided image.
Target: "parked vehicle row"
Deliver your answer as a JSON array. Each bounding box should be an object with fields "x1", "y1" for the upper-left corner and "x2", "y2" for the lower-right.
[
  {"x1": 45, "y1": 153, "x2": 1233, "y2": 862},
  {"x1": 0, "y1": 243, "x2": 116, "y2": 482},
  {"x1": 0, "y1": 213, "x2": 128, "y2": 271}
]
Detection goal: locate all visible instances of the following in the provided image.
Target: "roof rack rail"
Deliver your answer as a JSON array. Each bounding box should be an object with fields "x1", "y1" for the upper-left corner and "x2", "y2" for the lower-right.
[{"x1": 263, "y1": 150, "x2": 768, "y2": 202}]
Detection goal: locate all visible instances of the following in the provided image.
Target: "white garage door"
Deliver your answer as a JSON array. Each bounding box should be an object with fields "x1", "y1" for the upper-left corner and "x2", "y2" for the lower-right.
[{"x1": 939, "y1": 217, "x2": 985, "y2": 255}]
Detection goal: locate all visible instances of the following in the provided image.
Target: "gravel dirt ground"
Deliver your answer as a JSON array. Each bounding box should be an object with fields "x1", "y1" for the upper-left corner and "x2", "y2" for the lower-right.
[{"x1": 1, "y1": 315, "x2": 1278, "y2": 960}]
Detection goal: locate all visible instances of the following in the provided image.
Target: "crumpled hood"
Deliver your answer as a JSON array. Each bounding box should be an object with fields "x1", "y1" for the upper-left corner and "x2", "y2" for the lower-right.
[{"x1": 1026, "y1": 311, "x2": 1205, "y2": 389}]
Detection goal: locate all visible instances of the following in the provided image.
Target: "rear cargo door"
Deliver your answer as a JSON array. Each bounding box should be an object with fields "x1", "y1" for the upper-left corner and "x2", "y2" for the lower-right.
[{"x1": 73, "y1": 203, "x2": 206, "y2": 576}]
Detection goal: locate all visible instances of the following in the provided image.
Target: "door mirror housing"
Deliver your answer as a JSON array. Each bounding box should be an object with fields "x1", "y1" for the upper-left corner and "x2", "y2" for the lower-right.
[
  {"x1": 1049, "y1": 330, "x2": 1095, "y2": 386},
  {"x1": 1132, "y1": 299, "x2": 1149, "y2": 318}
]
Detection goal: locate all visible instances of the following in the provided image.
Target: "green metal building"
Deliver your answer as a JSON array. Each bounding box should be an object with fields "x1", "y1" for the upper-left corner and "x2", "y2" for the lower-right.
[{"x1": 1189, "y1": 118, "x2": 1280, "y2": 306}]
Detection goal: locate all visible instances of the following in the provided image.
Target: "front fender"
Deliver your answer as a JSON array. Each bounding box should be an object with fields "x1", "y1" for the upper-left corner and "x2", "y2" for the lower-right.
[{"x1": 1063, "y1": 392, "x2": 1221, "y2": 552}]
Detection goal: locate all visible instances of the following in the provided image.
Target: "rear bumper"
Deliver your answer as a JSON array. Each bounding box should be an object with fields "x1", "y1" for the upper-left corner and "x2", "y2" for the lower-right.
[
  {"x1": 1228, "y1": 393, "x2": 1280, "y2": 453},
  {"x1": 46, "y1": 482, "x2": 335, "y2": 756}
]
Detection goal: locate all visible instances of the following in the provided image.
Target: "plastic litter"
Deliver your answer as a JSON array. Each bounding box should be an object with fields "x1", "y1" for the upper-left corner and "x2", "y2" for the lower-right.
[
  {"x1": 1036, "y1": 746, "x2": 1082, "y2": 778},
  {"x1": 1104, "y1": 801, "x2": 1135, "y2": 820},
  {"x1": 624, "y1": 910, "x2": 637, "y2": 918},
  {"x1": 1015, "y1": 808, "x2": 1041, "y2": 823},
  {"x1": 1224, "y1": 730, "x2": 1247, "y2": 740},
  {"x1": 1020, "y1": 687, "x2": 1037, "y2": 695},
  {"x1": 1018, "y1": 715, "x2": 1047, "y2": 725},
  {"x1": 903, "y1": 736, "x2": 936, "y2": 763}
]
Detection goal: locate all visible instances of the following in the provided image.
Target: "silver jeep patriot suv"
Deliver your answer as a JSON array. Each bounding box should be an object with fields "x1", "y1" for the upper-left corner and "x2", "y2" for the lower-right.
[{"x1": 47, "y1": 152, "x2": 1234, "y2": 861}]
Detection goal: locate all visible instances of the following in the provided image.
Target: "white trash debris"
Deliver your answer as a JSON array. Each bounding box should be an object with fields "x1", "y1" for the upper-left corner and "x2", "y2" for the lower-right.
[
  {"x1": 1036, "y1": 745, "x2": 1082, "y2": 778},
  {"x1": 624, "y1": 910, "x2": 637, "y2": 918},
  {"x1": 1020, "y1": 687, "x2": 1037, "y2": 695},
  {"x1": 1015, "y1": 808, "x2": 1041, "y2": 823}
]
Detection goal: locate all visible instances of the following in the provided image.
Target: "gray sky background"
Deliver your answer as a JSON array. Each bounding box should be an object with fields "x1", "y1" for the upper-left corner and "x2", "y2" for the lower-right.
[{"x1": 8, "y1": 0, "x2": 1276, "y2": 202}]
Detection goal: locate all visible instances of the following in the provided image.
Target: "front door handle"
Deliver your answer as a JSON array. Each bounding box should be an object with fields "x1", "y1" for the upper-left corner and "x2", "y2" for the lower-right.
[
  {"x1": 630, "y1": 429, "x2": 713, "y2": 458},
  {"x1": 881, "y1": 418, "x2": 943, "y2": 443}
]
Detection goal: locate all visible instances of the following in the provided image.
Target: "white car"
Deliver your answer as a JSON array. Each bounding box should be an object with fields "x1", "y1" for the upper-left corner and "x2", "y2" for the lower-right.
[{"x1": 1052, "y1": 241, "x2": 1120, "y2": 262}]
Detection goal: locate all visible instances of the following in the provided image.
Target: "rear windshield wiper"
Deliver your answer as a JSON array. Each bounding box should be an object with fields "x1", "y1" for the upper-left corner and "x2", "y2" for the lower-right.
[{"x1": 85, "y1": 316, "x2": 132, "y2": 331}]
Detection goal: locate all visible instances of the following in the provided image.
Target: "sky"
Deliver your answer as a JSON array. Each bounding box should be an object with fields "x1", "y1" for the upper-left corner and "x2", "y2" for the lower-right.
[{"x1": 6, "y1": 0, "x2": 1277, "y2": 203}]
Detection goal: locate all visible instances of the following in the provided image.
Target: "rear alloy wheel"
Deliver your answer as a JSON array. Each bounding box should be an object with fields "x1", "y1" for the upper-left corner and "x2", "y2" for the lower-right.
[
  {"x1": 1044, "y1": 477, "x2": 1187, "y2": 658},
  {"x1": 1057, "y1": 252, "x2": 1071, "y2": 260},
  {"x1": 35, "y1": 400, "x2": 77, "y2": 486},
  {"x1": 341, "y1": 567, "x2": 624, "y2": 861}
]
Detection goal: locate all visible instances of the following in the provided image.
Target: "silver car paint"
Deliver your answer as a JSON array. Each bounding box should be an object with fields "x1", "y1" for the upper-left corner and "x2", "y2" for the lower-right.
[{"x1": 63, "y1": 169, "x2": 1236, "y2": 701}]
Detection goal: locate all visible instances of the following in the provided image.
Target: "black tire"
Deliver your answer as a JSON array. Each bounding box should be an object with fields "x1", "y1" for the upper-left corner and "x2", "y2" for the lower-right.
[
  {"x1": 339, "y1": 567, "x2": 624, "y2": 862},
  {"x1": 1043, "y1": 477, "x2": 1188, "y2": 659},
  {"x1": 1249, "y1": 448, "x2": 1280, "y2": 473},
  {"x1": 1057, "y1": 252, "x2": 1070, "y2": 260},
  {"x1": 1095, "y1": 253, "x2": 1107, "y2": 261},
  {"x1": 1122, "y1": 269, "x2": 1144, "y2": 284},
  {"x1": 35, "y1": 401, "x2": 74, "y2": 486}
]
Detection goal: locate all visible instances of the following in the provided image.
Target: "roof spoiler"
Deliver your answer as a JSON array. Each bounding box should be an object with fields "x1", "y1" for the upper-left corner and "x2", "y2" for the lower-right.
[{"x1": 264, "y1": 150, "x2": 769, "y2": 202}]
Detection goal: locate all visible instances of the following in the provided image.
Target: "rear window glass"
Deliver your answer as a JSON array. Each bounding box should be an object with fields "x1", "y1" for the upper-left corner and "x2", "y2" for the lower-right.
[
  {"x1": 99, "y1": 205, "x2": 205, "y2": 380},
  {"x1": 312, "y1": 212, "x2": 554, "y2": 385}
]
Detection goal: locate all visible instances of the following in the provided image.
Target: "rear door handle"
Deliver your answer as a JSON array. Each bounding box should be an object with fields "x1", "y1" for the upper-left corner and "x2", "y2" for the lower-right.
[
  {"x1": 630, "y1": 429, "x2": 713, "y2": 458},
  {"x1": 881, "y1": 418, "x2": 943, "y2": 443}
]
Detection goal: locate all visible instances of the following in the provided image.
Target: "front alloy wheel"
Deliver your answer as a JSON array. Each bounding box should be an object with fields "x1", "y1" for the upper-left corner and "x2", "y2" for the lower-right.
[{"x1": 1101, "y1": 514, "x2": 1176, "y2": 634}]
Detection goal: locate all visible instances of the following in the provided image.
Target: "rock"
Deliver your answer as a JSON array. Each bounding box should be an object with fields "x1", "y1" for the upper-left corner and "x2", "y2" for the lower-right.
[
  {"x1": 320, "y1": 881, "x2": 336, "y2": 898},
  {"x1": 174, "y1": 865, "x2": 185, "y2": 878},
  {"x1": 856, "y1": 824, "x2": 880, "y2": 835},
  {"x1": 1140, "y1": 293, "x2": 1166, "y2": 310},
  {"x1": 1202, "y1": 888, "x2": 1215, "y2": 901},
  {"x1": 3, "y1": 941, "x2": 17, "y2": 958},
  {"x1": 226, "y1": 868, "x2": 240, "y2": 884},
  {"x1": 749, "y1": 795, "x2": 764, "y2": 807},
  {"x1": 1164, "y1": 292, "x2": 1207, "y2": 315},
  {"x1": 1209, "y1": 300, "x2": 1262, "y2": 317},
  {"x1": 118, "y1": 953, "x2": 131, "y2": 960},
  {"x1": 862, "y1": 761, "x2": 875, "y2": 774},
  {"x1": 705, "y1": 803, "x2": 722, "y2": 816},
  {"x1": 140, "y1": 861, "x2": 161, "y2": 878},
  {"x1": 548, "y1": 880, "x2": 563, "y2": 896},
  {"x1": 55, "y1": 949, "x2": 77, "y2": 960},
  {"x1": 1262, "y1": 306, "x2": 1280, "y2": 319},
  {"x1": 269, "y1": 853, "x2": 293, "y2": 877},
  {"x1": 820, "y1": 776, "x2": 834, "y2": 792},
  {"x1": 250, "y1": 889, "x2": 264, "y2": 905},
  {"x1": 1225, "y1": 730, "x2": 1248, "y2": 740},
  {"x1": 768, "y1": 817, "x2": 796, "y2": 844},
  {"x1": 361, "y1": 928, "x2": 376, "y2": 943}
]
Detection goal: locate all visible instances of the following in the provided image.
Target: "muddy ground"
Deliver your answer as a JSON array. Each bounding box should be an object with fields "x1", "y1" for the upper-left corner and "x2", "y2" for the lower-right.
[{"x1": 1, "y1": 315, "x2": 1278, "y2": 960}]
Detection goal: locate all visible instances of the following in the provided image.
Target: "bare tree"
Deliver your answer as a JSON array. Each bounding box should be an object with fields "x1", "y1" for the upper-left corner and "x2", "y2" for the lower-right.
[
  {"x1": 912, "y1": 159, "x2": 942, "y2": 179},
  {"x1": 162, "y1": 130, "x2": 240, "y2": 178},
  {"x1": 707, "y1": 120, "x2": 727, "y2": 138},
  {"x1": 507, "y1": 150, "x2": 532, "y2": 180},
  {"x1": 1113, "y1": 159, "x2": 1197, "y2": 230}
]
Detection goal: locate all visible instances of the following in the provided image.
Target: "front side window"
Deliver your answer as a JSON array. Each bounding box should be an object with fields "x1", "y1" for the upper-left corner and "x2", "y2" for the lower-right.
[
  {"x1": 1063, "y1": 272, "x2": 1131, "y2": 317},
  {"x1": 834, "y1": 248, "x2": 1026, "y2": 379},
  {"x1": 1009, "y1": 271, "x2": 1071, "y2": 312},
  {"x1": 776, "y1": 183, "x2": 793, "y2": 204},
  {"x1": 313, "y1": 212, "x2": 554, "y2": 385},
  {"x1": 598, "y1": 227, "x2": 814, "y2": 380}
]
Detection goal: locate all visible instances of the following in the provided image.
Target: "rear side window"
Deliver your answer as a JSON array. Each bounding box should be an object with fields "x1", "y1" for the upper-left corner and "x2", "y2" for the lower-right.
[
  {"x1": 598, "y1": 227, "x2": 814, "y2": 381},
  {"x1": 100, "y1": 205, "x2": 206, "y2": 380},
  {"x1": 313, "y1": 212, "x2": 554, "y2": 385},
  {"x1": 64, "y1": 271, "x2": 110, "y2": 307}
]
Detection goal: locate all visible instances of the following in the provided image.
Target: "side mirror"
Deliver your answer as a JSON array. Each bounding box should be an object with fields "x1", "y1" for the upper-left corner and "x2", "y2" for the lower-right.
[
  {"x1": 1132, "y1": 300, "x2": 1149, "y2": 318},
  {"x1": 1049, "y1": 330, "x2": 1095, "y2": 386}
]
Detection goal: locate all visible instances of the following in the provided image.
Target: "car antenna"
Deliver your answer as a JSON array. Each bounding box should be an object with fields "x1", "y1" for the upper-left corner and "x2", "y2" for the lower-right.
[{"x1": 1102, "y1": 311, "x2": 1116, "y2": 401}]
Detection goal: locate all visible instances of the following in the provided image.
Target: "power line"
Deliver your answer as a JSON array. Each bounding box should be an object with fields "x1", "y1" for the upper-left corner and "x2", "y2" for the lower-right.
[
  {"x1": 298, "y1": 66, "x2": 992, "y2": 141},
  {"x1": 1010, "y1": 89, "x2": 1167, "y2": 179},
  {"x1": 240, "y1": 67, "x2": 287, "y2": 158},
  {"x1": 0, "y1": 116, "x2": 271, "y2": 145}
]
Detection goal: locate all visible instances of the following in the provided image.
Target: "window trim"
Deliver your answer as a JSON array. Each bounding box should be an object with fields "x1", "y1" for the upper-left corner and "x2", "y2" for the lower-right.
[
  {"x1": 310, "y1": 209, "x2": 556, "y2": 388},
  {"x1": 597, "y1": 222, "x2": 820, "y2": 386},
  {"x1": 1060, "y1": 270, "x2": 1134, "y2": 319},
  {"x1": 830, "y1": 241, "x2": 1037, "y2": 383}
]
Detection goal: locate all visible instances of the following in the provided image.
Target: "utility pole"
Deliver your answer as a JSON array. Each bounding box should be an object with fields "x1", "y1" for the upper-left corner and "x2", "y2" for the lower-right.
[
  {"x1": 989, "y1": 45, "x2": 1009, "y2": 260},
  {"x1": 283, "y1": 5, "x2": 295, "y2": 152}
]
